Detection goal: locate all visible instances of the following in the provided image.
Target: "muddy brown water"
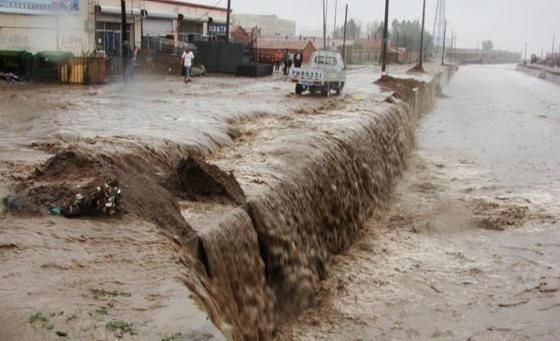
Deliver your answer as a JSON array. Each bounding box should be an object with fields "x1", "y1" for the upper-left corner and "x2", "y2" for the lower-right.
[
  {"x1": 1, "y1": 65, "x2": 446, "y2": 340},
  {"x1": 276, "y1": 64, "x2": 560, "y2": 340}
]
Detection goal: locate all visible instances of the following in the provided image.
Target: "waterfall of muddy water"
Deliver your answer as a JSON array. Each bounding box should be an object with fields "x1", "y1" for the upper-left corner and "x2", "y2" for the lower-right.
[
  {"x1": 181, "y1": 206, "x2": 276, "y2": 340},
  {"x1": 275, "y1": 64, "x2": 560, "y2": 341},
  {"x1": 197, "y1": 69, "x2": 452, "y2": 338}
]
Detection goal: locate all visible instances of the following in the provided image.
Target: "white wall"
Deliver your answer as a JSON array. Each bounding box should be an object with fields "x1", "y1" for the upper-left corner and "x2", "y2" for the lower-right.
[
  {"x1": 0, "y1": 0, "x2": 94, "y2": 54},
  {"x1": 232, "y1": 14, "x2": 296, "y2": 38}
]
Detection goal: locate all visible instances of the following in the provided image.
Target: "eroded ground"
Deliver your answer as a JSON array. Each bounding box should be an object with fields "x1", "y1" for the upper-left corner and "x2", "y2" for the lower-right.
[{"x1": 0, "y1": 64, "x2": 443, "y2": 340}]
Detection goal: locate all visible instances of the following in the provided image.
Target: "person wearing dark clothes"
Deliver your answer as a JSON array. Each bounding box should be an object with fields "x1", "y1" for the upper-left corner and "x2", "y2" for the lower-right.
[
  {"x1": 122, "y1": 41, "x2": 134, "y2": 84},
  {"x1": 283, "y1": 49, "x2": 290, "y2": 75},
  {"x1": 287, "y1": 56, "x2": 293, "y2": 73},
  {"x1": 294, "y1": 52, "x2": 303, "y2": 68}
]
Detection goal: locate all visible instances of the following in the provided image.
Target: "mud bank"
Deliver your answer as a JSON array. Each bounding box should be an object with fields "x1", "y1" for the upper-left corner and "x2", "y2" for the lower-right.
[
  {"x1": 517, "y1": 64, "x2": 560, "y2": 85},
  {"x1": 1, "y1": 65, "x2": 455, "y2": 340}
]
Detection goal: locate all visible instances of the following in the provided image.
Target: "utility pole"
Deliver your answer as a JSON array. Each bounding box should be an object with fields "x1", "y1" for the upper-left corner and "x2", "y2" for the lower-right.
[
  {"x1": 524, "y1": 42, "x2": 528, "y2": 64},
  {"x1": 381, "y1": 0, "x2": 389, "y2": 73},
  {"x1": 395, "y1": 31, "x2": 399, "y2": 64},
  {"x1": 441, "y1": 20, "x2": 447, "y2": 65},
  {"x1": 56, "y1": 14, "x2": 60, "y2": 52},
  {"x1": 225, "y1": 0, "x2": 231, "y2": 42},
  {"x1": 333, "y1": 0, "x2": 338, "y2": 38},
  {"x1": 342, "y1": 3, "x2": 348, "y2": 67},
  {"x1": 322, "y1": 0, "x2": 327, "y2": 49},
  {"x1": 450, "y1": 31, "x2": 454, "y2": 62},
  {"x1": 418, "y1": 0, "x2": 426, "y2": 70},
  {"x1": 552, "y1": 34, "x2": 556, "y2": 64},
  {"x1": 121, "y1": 0, "x2": 126, "y2": 81}
]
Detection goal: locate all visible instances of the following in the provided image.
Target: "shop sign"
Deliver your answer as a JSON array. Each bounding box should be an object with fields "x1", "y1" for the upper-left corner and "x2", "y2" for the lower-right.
[{"x1": 0, "y1": 0, "x2": 79, "y2": 15}]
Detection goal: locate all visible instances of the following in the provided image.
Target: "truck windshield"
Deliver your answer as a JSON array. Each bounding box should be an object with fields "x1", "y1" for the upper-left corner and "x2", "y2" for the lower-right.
[{"x1": 314, "y1": 55, "x2": 337, "y2": 65}]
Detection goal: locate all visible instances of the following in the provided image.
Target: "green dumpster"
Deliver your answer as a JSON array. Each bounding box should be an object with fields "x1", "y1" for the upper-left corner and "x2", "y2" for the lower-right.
[
  {"x1": 32, "y1": 51, "x2": 73, "y2": 81},
  {"x1": 0, "y1": 50, "x2": 34, "y2": 77}
]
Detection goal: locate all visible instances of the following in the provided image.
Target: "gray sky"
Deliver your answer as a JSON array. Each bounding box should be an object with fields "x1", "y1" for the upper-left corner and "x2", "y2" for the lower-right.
[{"x1": 198, "y1": 0, "x2": 560, "y2": 54}]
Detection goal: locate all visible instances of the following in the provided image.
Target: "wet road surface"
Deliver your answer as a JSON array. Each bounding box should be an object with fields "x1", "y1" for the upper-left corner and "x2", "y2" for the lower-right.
[{"x1": 276, "y1": 64, "x2": 560, "y2": 341}]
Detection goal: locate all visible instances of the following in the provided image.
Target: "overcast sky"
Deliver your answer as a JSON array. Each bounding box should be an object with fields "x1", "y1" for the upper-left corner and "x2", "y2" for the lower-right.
[{"x1": 197, "y1": 0, "x2": 560, "y2": 54}]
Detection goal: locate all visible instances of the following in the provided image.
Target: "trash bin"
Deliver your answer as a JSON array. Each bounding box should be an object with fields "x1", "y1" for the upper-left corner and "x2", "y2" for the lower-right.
[
  {"x1": 0, "y1": 50, "x2": 34, "y2": 77},
  {"x1": 33, "y1": 51, "x2": 73, "y2": 81}
]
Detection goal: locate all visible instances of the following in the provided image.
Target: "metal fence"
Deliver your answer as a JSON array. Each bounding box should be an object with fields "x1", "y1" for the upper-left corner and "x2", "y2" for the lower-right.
[
  {"x1": 59, "y1": 57, "x2": 107, "y2": 84},
  {"x1": 142, "y1": 36, "x2": 197, "y2": 56}
]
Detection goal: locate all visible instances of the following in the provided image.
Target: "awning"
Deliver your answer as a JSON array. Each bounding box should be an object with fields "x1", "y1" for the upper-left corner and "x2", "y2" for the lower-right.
[
  {"x1": 178, "y1": 14, "x2": 206, "y2": 23},
  {"x1": 96, "y1": 5, "x2": 142, "y2": 16},
  {"x1": 147, "y1": 10, "x2": 177, "y2": 20},
  {"x1": 210, "y1": 18, "x2": 227, "y2": 25}
]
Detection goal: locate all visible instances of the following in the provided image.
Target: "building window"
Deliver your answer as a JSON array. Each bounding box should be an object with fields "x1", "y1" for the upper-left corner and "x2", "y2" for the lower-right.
[
  {"x1": 95, "y1": 22, "x2": 131, "y2": 57},
  {"x1": 178, "y1": 21, "x2": 203, "y2": 43}
]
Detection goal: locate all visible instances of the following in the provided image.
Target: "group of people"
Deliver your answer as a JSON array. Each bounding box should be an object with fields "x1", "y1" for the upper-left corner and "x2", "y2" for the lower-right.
[{"x1": 274, "y1": 49, "x2": 304, "y2": 75}]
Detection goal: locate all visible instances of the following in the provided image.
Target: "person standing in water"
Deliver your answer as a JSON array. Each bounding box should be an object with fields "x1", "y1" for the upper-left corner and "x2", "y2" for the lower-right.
[
  {"x1": 283, "y1": 49, "x2": 291, "y2": 75},
  {"x1": 294, "y1": 51, "x2": 303, "y2": 68},
  {"x1": 123, "y1": 40, "x2": 134, "y2": 84},
  {"x1": 181, "y1": 48, "x2": 195, "y2": 82}
]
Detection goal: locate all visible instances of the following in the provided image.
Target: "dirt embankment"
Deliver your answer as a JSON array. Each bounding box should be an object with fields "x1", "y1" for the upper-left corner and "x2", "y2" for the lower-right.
[
  {"x1": 516, "y1": 64, "x2": 560, "y2": 86},
  {"x1": 2, "y1": 67, "x2": 454, "y2": 340}
]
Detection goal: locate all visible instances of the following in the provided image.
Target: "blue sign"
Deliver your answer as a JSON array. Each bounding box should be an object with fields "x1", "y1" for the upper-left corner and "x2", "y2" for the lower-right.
[{"x1": 208, "y1": 24, "x2": 226, "y2": 35}]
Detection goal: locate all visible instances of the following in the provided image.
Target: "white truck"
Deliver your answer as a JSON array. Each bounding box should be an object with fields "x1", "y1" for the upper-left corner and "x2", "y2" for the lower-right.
[{"x1": 290, "y1": 50, "x2": 346, "y2": 96}]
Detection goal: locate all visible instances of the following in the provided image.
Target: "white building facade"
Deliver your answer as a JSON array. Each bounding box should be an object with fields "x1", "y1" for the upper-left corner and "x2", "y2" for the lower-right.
[
  {"x1": 0, "y1": 0, "x2": 228, "y2": 55},
  {"x1": 232, "y1": 14, "x2": 295, "y2": 39}
]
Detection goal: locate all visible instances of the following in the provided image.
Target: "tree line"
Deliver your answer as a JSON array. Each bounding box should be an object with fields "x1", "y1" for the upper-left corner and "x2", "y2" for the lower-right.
[{"x1": 333, "y1": 19, "x2": 434, "y2": 51}]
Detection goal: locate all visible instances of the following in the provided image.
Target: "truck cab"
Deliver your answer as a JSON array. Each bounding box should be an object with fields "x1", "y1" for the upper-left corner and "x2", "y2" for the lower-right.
[{"x1": 290, "y1": 50, "x2": 346, "y2": 96}]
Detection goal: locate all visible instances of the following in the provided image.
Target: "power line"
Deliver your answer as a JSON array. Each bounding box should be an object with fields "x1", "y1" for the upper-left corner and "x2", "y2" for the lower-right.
[{"x1": 191, "y1": 0, "x2": 225, "y2": 22}]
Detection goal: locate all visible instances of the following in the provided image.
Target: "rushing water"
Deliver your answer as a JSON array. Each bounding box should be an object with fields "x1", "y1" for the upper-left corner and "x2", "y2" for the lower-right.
[
  {"x1": 420, "y1": 64, "x2": 560, "y2": 190},
  {"x1": 277, "y1": 64, "x2": 560, "y2": 341}
]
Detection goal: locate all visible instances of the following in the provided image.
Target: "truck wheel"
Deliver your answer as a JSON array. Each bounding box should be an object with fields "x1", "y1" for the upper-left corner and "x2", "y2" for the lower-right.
[
  {"x1": 321, "y1": 85, "x2": 328, "y2": 97},
  {"x1": 295, "y1": 84, "x2": 304, "y2": 95},
  {"x1": 337, "y1": 82, "x2": 345, "y2": 96},
  {"x1": 310, "y1": 87, "x2": 316, "y2": 95}
]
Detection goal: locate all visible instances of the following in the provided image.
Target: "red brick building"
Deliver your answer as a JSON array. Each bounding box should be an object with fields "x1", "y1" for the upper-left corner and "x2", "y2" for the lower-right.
[
  {"x1": 231, "y1": 25, "x2": 251, "y2": 45},
  {"x1": 254, "y1": 39, "x2": 317, "y2": 64}
]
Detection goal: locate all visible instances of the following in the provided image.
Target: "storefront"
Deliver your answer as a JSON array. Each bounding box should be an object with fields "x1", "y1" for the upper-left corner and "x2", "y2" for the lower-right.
[
  {"x1": 1, "y1": 0, "x2": 229, "y2": 55},
  {"x1": 178, "y1": 16, "x2": 204, "y2": 43}
]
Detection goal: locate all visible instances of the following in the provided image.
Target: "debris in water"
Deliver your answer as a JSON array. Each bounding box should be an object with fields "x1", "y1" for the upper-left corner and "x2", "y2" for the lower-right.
[
  {"x1": 63, "y1": 181, "x2": 121, "y2": 217},
  {"x1": 55, "y1": 331, "x2": 68, "y2": 337},
  {"x1": 49, "y1": 207, "x2": 64, "y2": 216},
  {"x1": 0, "y1": 72, "x2": 19, "y2": 83},
  {"x1": 3, "y1": 195, "x2": 24, "y2": 211}
]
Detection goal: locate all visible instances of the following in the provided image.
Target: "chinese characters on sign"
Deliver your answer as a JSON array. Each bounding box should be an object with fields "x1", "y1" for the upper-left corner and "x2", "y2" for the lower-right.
[
  {"x1": 0, "y1": 0, "x2": 79, "y2": 14},
  {"x1": 208, "y1": 24, "x2": 226, "y2": 35}
]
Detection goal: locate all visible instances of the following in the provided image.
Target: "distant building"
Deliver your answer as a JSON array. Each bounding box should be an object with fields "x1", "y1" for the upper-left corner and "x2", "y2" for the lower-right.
[
  {"x1": 231, "y1": 25, "x2": 251, "y2": 45},
  {"x1": 232, "y1": 14, "x2": 295, "y2": 38},
  {"x1": 348, "y1": 38, "x2": 404, "y2": 64}
]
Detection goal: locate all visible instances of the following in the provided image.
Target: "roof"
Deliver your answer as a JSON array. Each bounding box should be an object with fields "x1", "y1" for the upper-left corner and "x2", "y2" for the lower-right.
[
  {"x1": 355, "y1": 38, "x2": 398, "y2": 52},
  {"x1": 231, "y1": 25, "x2": 245, "y2": 33},
  {"x1": 256, "y1": 39, "x2": 316, "y2": 51},
  {"x1": 148, "y1": 0, "x2": 229, "y2": 12}
]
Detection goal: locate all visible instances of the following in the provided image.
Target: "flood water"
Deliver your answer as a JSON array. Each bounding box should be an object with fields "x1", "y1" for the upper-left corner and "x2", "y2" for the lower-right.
[
  {"x1": 421, "y1": 64, "x2": 560, "y2": 190},
  {"x1": 277, "y1": 64, "x2": 560, "y2": 341}
]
